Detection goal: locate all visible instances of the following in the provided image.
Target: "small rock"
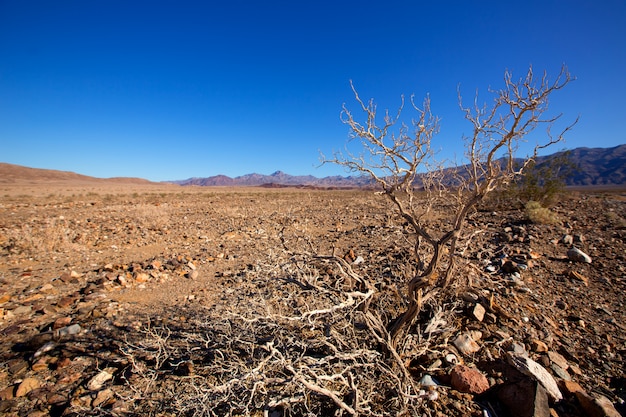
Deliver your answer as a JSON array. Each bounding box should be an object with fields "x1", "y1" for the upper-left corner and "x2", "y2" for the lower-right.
[
  {"x1": 472, "y1": 303, "x2": 486, "y2": 322},
  {"x1": 53, "y1": 316, "x2": 72, "y2": 330},
  {"x1": 135, "y1": 272, "x2": 150, "y2": 283},
  {"x1": 506, "y1": 352, "x2": 562, "y2": 401},
  {"x1": 560, "y1": 381, "x2": 621, "y2": 417},
  {"x1": 12, "y1": 305, "x2": 32, "y2": 316},
  {"x1": 568, "y1": 270, "x2": 589, "y2": 286},
  {"x1": 55, "y1": 323, "x2": 82, "y2": 338},
  {"x1": 419, "y1": 374, "x2": 438, "y2": 387},
  {"x1": 444, "y1": 353, "x2": 459, "y2": 365},
  {"x1": 87, "y1": 368, "x2": 115, "y2": 391},
  {"x1": 92, "y1": 388, "x2": 115, "y2": 407},
  {"x1": 502, "y1": 260, "x2": 521, "y2": 274},
  {"x1": 567, "y1": 247, "x2": 592, "y2": 263},
  {"x1": 562, "y1": 234, "x2": 574, "y2": 245},
  {"x1": 496, "y1": 378, "x2": 551, "y2": 417},
  {"x1": 450, "y1": 365, "x2": 489, "y2": 395},
  {"x1": 31, "y1": 358, "x2": 49, "y2": 372},
  {"x1": 15, "y1": 377, "x2": 40, "y2": 397},
  {"x1": 550, "y1": 363, "x2": 571, "y2": 381},
  {"x1": 0, "y1": 385, "x2": 15, "y2": 400},
  {"x1": 452, "y1": 333, "x2": 481, "y2": 356},
  {"x1": 187, "y1": 270, "x2": 199, "y2": 280},
  {"x1": 8, "y1": 359, "x2": 29, "y2": 376},
  {"x1": 531, "y1": 340, "x2": 549, "y2": 353},
  {"x1": 547, "y1": 351, "x2": 569, "y2": 370}
]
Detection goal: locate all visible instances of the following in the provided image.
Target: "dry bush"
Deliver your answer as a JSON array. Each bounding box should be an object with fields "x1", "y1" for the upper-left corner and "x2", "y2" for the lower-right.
[
  {"x1": 1, "y1": 217, "x2": 83, "y2": 258},
  {"x1": 119, "y1": 247, "x2": 464, "y2": 416},
  {"x1": 524, "y1": 200, "x2": 560, "y2": 225}
]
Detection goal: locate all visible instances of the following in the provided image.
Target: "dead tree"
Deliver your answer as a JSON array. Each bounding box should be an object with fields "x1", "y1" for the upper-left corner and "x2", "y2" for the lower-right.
[{"x1": 323, "y1": 65, "x2": 577, "y2": 345}]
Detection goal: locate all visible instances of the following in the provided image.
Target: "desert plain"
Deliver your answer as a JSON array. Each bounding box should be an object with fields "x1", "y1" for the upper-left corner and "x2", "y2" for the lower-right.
[{"x1": 0, "y1": 174, "x2": 625, "y2": 416}]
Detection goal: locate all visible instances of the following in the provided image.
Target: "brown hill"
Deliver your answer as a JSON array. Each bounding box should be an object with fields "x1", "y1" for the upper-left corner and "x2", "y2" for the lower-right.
[{"x1": 0, "y1": 163, "x2": 153, "y2": 185}]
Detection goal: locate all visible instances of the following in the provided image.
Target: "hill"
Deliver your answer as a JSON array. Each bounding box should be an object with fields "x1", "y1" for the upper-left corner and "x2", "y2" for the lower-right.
[{"x1": 0, "y1": 163, "x2": 154, "y2": 185}]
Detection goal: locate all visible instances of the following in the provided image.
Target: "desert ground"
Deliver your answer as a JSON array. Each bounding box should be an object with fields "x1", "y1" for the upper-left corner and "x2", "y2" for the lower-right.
[{"x1": 0, "y1": 180, "x2": 625, "y2": 416}]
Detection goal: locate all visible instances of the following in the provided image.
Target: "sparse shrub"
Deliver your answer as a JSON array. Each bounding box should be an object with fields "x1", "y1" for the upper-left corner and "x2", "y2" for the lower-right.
[
  {"x1": 525, "y1": 200, "x2": 559, "y2": 224},
  {"x1": 324, "y1": 65, "x2": 576, "y2": 343}
]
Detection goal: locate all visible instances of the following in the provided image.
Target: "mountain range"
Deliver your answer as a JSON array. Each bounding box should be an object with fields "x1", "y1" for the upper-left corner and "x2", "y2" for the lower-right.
[
  {"x1": 172, "y1": 144, "x2": 626, "y2": 188},
  {"x1": 1, "y1": 145, "x2": 624, "y2": 188}
]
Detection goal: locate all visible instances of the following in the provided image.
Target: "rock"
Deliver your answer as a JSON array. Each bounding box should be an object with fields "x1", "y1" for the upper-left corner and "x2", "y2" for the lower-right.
[
  {"x1": 568, "y1": 270, "x2": 589, "y2": 286},
  {"x1": 419, "y1": 374, "x2": 438, "y2": 387},
  {"x1": 452, "y1": 332, "x2": 481, "y2": 356},
  {"x1": 444, "y1": 353, "x2": 459, "y2": 365},
  {"x1": 186, "y1": 270, "x2": 199, "y2": 280},
  {"x1": 502, "y1": 260, "x2": 521, "y2": 274},
  {"x1": 531, "y1": 339, "x2": 549, "y2": 353},
  {"x1": 12, "y1": 305, "x2": 32, "y2": 316},
  {"x1": 560, "y1": 381, "x2": 621, "y2": 417},
  {"x1": 506, "y1": 352, "x2": 562, "y2": 402},
  {"x1": 450, "y1": 365, "x2": 489, "y2": 395},
  {"x1": 497, "y1": 378, "x2": 551, "y2": 417},
  {"x1": 135, "y1": 272, "x2": 150, "y2": 283},
  {"x1": 0, "y1": 385, "x2": 15, "y2": 400},
  {"x1": 8, "y1": 359, "x2": 28, "y2": 375},
  {"x1": 562, "y1": 234, "x2": 574, "y2": 245},
  {"x1": 55, "y1": 323, "x2": 82, "y2": 338},
  {"x1": 472, "y1": 303, "x2": 486, "y2": 322},
  {"x1": 92, "y1": 388, "x2": 115, "y2": 407},
  {"x1": 15, "y1": 377, "x2": 40, "y2": 397},
  {"x1": 87, "y1": 368, "x2": 115, "y2": 391},
  {"x1": 550, "y1": 364, "x2": 571, "y2": 381},
  {"x1": 53, "y1": 316, "x2": 72, "y2": 329},
  {"x1": 547, "y1": 351, "x2": 569, "y2": 370},
  {"x1": 567, "y1": 247, "x2": 592, "y2": 263}
]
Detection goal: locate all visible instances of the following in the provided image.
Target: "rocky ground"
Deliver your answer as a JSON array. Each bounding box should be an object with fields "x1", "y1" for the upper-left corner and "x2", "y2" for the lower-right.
[{"x1": 0, "y1": 185, "x2": 624, "y2": 416}]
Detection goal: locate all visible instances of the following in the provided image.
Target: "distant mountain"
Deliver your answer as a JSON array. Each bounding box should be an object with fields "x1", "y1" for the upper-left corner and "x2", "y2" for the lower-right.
[
  {"x1": 538, "y1": 145, "x2": 626, "y2": 186},
  {"x1": 172, "y1": 145, "x2": 626, "y2": 188},
  {"x1": 171, "y1": 170, "x2": 374, "y2": 188}
]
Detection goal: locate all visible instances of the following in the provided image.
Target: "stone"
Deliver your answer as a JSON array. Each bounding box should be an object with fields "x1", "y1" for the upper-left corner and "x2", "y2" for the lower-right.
[
  {"x1": 497, "y1": 378, "x2": 551, "y2": 417},
  {"x1": 135, "y1": 272, "x2": 150, "y2": 283},
  {"x1": 568, "y1": 270, "x2": 589, "y2": 286},
  {"x1": 567, "y1": 247, "x2": 592, "y2": 263},
  {"x1": 12, "y1": 305, "x2": 32, "y2": 316},
  {"x1": 8, "y1": 359, "x2": 28, "y2": 375},
  {"x1": 472, "y1": 303, "x2": 486, "y2": 322},
  {"x1": 55, "y1": 323, "x2": 82, "y2": 338},
  {"x1": 531, "y1": 339, "x2": 549, "y2": 353},
  {"x1": 547, "y1": 351, "x2": 569, "y2": 370},
  {"x1": 87, "y1": 368, "x2": 114, "y2": 391},
  {"x1": 31, "y1": 358, "x2": 49, "y2": 372},
  {"x1": 450, "y1": 365, "x2": 489, "y2": 395},
  {"x1": 502, "y1": 260, "x2": 521, "y2": 274},
  {"x1": 15, "y1": 377, "x2": 40, "y2": 397},
  {"x1": 53, "y1": 316, "x2": 72, "y2": 329},
  {"x1": 550, "y1": 364, "x2": 571, "y2": 381},
  {"x1": 187, "y1": 270, "x2": 199, "y2": 280},
  {"x1": 506, "y1": 352, "x2": 563, "y2": 401},
  {"x1": 0, "y1": 385, "x2": 15, "y2": 400},
  {"x1": 561, "y1": 381, "x2": 621, "y2": 417},
  {"x1": 562, "y1": 234, "x2": 574, "y2": 245},
  {"x1": 452, "y1": 332, "x2": 481, "y2": 356},
  {"x1": 92, "y1": 388, "x2": 115, "y2": 407},
  {"x1": 419, "y1": 374, "x2": 438, "y2": 387}
]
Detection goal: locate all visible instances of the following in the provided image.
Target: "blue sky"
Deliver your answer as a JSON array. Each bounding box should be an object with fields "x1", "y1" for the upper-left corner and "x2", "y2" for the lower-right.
[{"x1": 1, "y1": 1, "x2": 624, "y2": 181}]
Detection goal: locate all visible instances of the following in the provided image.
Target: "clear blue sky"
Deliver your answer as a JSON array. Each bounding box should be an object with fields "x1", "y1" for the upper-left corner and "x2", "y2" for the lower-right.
[{"x1": 1, "y1": 1, "x2": 624, "y2": 181}]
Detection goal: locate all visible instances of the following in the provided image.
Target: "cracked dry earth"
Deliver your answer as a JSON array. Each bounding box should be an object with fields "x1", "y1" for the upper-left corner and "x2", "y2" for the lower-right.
[{"x1": 0, "y1": 185, "x2": 625, "y2": 416}]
